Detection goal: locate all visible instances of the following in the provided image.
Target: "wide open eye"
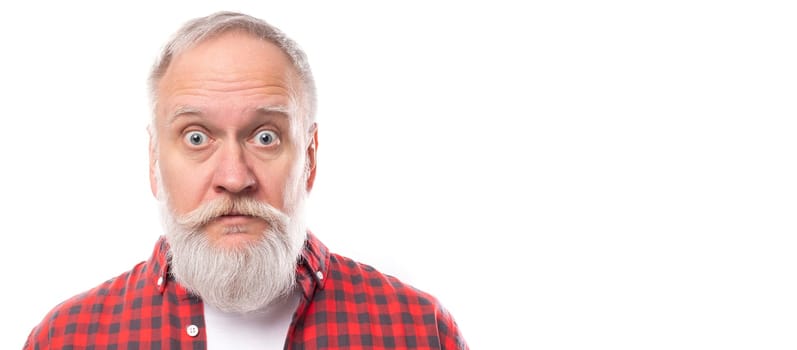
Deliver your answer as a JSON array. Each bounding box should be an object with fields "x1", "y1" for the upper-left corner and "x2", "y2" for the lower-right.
[
  {"x1": 255, "y1": 130, "x2": 279, "y2": 146},
  {"x1": 185, "y1": 131, "x2": 208, "y2": 146}
]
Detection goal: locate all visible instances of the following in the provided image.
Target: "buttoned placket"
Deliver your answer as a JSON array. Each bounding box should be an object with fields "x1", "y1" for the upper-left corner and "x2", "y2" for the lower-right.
[{"x1": 153, "y1": 248, "x2": 206, "y2": 347}]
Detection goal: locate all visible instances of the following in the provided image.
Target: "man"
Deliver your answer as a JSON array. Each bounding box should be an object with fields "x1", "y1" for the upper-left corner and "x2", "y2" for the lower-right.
[{"x1": 24, "y1": 11, "x2": 467, "y2": 349}]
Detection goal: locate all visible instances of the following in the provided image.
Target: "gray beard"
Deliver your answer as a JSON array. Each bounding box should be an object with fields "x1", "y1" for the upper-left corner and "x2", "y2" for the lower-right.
[{"x1": 160, "y1": 197, "x2": 307, "y2": 314}]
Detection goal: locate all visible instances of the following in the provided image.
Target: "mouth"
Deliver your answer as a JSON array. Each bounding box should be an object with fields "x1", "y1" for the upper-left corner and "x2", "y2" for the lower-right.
[
  {"x1": 207, "y1": 214, "x2": 267, "y2": 236},
  {"x1": 219, "y1": 209, "x2": 253, "y2": 217},
  {"x1": 214, "y1": 213, "x2": 257, "y2": 223}
]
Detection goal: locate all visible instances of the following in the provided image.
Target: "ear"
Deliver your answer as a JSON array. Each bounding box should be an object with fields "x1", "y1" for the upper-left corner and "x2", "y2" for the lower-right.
[
  {"x1": 305, "y1": 123, "x2": 319, "y2": 192},
  {"x1": 148, "y1": 126, "x2": 159, "y2": 199}
]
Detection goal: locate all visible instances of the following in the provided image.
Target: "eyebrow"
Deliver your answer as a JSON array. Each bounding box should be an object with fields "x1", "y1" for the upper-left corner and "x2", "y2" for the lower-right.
[
  {"x1": 255, "y1": 105, "x2": 293, "y2": 124},
  {"x1": 167, "y1": 105, "x2": 292, "y2": 125},
  {"x1": 167, "y1": 106, "x2": 202, "y2": 125},
  {"x1": 256, "y1": 105, "x2": 292, "y2": 116}
]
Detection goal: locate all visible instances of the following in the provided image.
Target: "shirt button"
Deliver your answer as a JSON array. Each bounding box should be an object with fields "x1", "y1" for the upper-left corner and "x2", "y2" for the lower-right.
[
  {"x1": 186, "y1": 324, "x2": 199, "y2": 337},
  {"x1": 316, "y1": 271, "x2": 324, "y2": 280},
  {"x1": 156, "y1": 277, "x2": 163, "y2": 286}
]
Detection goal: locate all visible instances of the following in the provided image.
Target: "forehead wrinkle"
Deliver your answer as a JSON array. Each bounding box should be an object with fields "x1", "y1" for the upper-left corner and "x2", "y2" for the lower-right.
[{"x1": 174, "y1": 77, "x2": 295, "y2": 93}]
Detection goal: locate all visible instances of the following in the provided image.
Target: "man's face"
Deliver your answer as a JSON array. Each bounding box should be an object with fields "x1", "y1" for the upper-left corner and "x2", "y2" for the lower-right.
[{"x1": 150, "y1": 31, "x2": 314, "y2": 249}]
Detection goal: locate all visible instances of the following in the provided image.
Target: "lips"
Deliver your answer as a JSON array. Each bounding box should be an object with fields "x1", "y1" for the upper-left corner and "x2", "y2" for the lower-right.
[
  {"x1": 220, "y1": 210, "x2": 252, "y2": 218},
  {"x1": 215, "y1": 214, "x2": 257, "y2": 223}
]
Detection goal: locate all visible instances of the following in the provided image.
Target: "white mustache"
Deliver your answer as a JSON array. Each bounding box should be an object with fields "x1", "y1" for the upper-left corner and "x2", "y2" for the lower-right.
[{"x1": 175, "y1": 196, "x2": 289, "y2": 233}]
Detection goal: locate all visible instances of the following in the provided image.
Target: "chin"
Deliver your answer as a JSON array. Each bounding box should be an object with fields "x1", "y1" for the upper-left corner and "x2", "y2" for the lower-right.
[{"x1": 210, "y1": 231, "x2": 266, "y2": 249}]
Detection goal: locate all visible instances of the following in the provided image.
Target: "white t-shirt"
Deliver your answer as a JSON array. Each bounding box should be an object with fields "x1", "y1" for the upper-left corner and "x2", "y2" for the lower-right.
[{"x1": 203, "y1": 290, "x2": 301, "y2": 349}]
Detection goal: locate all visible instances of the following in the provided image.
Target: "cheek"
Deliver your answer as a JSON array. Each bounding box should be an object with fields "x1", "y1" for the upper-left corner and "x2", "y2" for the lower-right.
[
  {"x1": 255, "y1": 160, "x2": 301, "y2": 211},
  {"x1": 159, "y1": 155, "x2": 209, "y2": 215},
  {"x1": 256, "y1": 170, "x2": 288, "y2": 208},
  {"x1": 275, "y1": 154, "x2": 309, "y2": 211}
]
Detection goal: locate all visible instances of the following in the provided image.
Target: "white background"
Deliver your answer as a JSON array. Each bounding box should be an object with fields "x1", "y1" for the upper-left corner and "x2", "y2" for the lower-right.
[{"x1": 2, "y1": 1, "x2": 796, "y2": 349}]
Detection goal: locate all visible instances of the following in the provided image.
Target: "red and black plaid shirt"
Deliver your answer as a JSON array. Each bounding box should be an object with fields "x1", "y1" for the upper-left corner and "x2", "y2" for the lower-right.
[{"x1": 24, "y1": 232, "x2": 467, "y2": 349}]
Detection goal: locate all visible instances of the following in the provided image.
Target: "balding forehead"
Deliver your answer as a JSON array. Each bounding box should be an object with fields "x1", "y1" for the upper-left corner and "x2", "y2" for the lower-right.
[{"x1": 148, "y1": 13, "x2": 317, "y2": 128}]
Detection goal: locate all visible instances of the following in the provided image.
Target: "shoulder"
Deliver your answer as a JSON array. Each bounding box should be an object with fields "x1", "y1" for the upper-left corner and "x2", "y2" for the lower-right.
[
  {"x1": 323, "y1": 253, "x2": 468, "y2": 349},
  {"x1": 328, "y1": 253, "x2": 436, "y2": 303},
  {"x1": 23, "y1": 260, "x2": 149, "y2": 349}
]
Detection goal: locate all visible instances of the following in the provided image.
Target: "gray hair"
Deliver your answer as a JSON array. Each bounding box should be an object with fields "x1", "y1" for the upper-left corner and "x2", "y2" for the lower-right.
[{"x1": 148, "y1": 11, "x2": 317, "y2": 135}]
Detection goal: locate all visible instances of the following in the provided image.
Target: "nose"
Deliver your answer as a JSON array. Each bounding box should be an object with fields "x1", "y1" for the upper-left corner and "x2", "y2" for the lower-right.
[{"x1": 212, "y1": 142, "x2": 257, "y2": 194}]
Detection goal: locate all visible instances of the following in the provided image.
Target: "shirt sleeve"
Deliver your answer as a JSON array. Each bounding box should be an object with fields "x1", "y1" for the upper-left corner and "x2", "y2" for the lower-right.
[
  {"x1": 436, "y1": 303, "x2": 469, "y2": 350},
  {"x1": 23, "y1": 318, "x2": 49, "y2": 350}
]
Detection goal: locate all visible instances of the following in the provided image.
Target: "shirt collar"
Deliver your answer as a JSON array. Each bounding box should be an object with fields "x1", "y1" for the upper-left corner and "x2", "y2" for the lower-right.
[
  {"x1": 298, "y1": 231, "x2": 330, "y2": 298},
  {"x1": 150, "y1": 236, "x2": 170, "y2": 294}
]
